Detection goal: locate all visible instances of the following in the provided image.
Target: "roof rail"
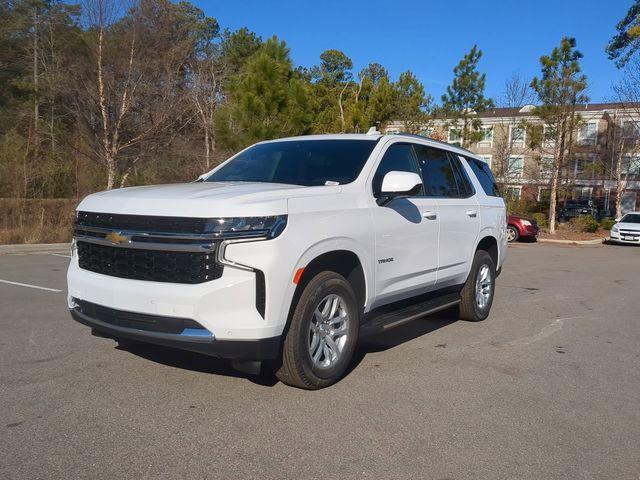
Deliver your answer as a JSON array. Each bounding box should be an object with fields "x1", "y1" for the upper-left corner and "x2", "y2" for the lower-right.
[{"x1": 388, "y1": 131, "x2": 476, "y2": 155}]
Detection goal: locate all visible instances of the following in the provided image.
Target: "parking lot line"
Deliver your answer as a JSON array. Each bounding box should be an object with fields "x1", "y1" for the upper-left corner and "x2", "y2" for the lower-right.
[
  {"x1": 0, "y1": 278, "x2": 62, "y2": 293},
  {"x1": 51, "y1": 253, "x2": 71, "y2": 259}
]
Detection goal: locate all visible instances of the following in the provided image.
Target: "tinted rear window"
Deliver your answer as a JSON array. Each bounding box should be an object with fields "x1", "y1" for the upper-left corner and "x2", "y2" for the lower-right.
[
  {"x1": 466, "y1": 157, "x2": 500, "y2": 197},
  {"x1": 207, "y1": 140, "x2": 377, "y2": 187}
]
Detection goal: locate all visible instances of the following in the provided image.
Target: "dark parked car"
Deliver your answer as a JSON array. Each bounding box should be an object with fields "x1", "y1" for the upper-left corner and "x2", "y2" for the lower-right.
[
  {"x1": 558, "y1": 199, "x2": 598, "y2": 221},
  {"x1": 507, "y1": 214, "x2": 539, "y2": 242}
]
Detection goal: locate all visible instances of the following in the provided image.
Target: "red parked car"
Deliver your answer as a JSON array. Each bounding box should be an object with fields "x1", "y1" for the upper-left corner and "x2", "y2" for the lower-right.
[{"x1": 507, "y1": 214, "x2": 539, "y2": 242}]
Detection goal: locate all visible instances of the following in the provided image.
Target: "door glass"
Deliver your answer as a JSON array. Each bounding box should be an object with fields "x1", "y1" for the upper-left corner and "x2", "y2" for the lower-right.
[
  {"x1": 372, "y1": 143, "x2": 422, "y2": 196},
  {"x1": 414, "y1": 145, "x2": 459, "y2": 197},
  {"x1": 449, "y1": 154, "x2": 474, "y2": 197}
]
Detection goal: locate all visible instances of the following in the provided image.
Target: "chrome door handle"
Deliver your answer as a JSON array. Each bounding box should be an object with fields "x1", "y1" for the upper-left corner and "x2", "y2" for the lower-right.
[
  {"x1": 422, "y1": 211, "x2": 437, "y2": 220},
  {"x1": 466, "y1": 210, "x2": 478, "y2": 218}
]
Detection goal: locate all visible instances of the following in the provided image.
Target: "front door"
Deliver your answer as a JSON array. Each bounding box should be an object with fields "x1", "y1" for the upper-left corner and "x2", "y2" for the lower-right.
[{"x1": 369, "y1": 142, "x2": 439, "y2": 307}]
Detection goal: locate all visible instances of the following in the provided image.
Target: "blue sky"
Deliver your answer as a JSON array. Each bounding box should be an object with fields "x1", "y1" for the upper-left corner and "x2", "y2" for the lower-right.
[{"x1": 194, "y1": 0, "x2": 632, "y2": 104}]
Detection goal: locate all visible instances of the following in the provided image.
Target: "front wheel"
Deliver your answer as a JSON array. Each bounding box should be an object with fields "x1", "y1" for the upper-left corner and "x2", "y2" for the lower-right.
[
  {"x1": 458, "y1": 250, "x2": 496, "y2": 322},
  {"x1": 274, "y1": 271, "x2": 359, "y2": 389}
]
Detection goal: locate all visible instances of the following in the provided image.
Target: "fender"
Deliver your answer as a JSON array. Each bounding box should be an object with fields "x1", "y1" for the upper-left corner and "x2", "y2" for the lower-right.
[{"x1": 278, "y1": 237, "x2": 375, "y2": 328}]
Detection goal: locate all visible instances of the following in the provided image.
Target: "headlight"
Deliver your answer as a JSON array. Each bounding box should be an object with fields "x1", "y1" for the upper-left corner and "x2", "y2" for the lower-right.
[
  {"x1": 611, "y1": 225, "x2": 619, "y2": 233},
  {"x1": 204, "y1": 215, "x2": 287, "y2": 239},
  {"x1": 522, "y1": 220, "x2": 532, "y2": 226}
]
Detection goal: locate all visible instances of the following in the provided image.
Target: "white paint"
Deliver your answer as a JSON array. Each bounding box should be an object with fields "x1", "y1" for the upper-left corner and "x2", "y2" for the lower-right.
[
  {"x1": 505, "y1": 316, "x2": 584, "y2": 347},
  {"x1": 51, "y1": 253, "x2": 71, "y2": 259},
  {"x1": 0, "y1": 278, "x2": 62, "y2": 293}
]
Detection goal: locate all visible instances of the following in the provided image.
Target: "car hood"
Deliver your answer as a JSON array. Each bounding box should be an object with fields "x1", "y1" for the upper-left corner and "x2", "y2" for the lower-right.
[
  {"x1": 78, "y1": 182, "x2": 342, "y2": 217},
  {"x1": 616, "y1": 221, "x2": 640, "y2": 231}
]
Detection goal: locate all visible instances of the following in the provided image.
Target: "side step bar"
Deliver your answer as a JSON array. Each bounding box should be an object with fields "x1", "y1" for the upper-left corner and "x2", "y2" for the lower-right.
[{"x1": 360, "y1": 292, "x2": 460, "y2": 336}]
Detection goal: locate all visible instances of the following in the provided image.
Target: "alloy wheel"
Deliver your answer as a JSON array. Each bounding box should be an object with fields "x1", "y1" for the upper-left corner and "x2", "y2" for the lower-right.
[
  {"x1": 308, "y1": 294, "x2": 350, "y2": 369},
  {"x1": 475, "y1": 264, "x2": 492, "y2": 310}
]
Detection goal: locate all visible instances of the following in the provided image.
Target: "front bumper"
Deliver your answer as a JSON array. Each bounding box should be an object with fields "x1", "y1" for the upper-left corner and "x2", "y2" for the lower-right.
[
  {"x1": 521, "y1": 226, "x2": 539, "y2": 237},
  {"x1": 609, "y1": 232, "x2": 640, "y2": 245},
  {"x1": 70, "y1": 303, "x2": 281, "y2": 360}
]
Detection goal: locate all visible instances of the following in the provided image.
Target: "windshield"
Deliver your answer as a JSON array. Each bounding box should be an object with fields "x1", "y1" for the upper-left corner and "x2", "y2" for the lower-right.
[
  {"x1": 206, "y1": 139, "x2": 377, "y2": 186},
  {"x1": 620, "y1": 213, "x2": 640, "y2": 223}
]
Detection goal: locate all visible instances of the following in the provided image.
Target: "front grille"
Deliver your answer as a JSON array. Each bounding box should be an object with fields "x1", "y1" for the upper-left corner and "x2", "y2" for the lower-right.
[
  {"x1": 73, "y1": 299, "x2": 207, "y2": 334},
  {"x1": 76, "y1": 211, "x2": 209, "y2": 234},
  {"x1": 77, "y1": 241, "x2": 222, "y2": 284}
]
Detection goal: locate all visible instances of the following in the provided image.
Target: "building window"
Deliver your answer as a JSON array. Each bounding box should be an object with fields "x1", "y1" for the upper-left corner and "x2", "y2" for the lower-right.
[
  {"x1": 507, "y1": 155, "x2": 524, "y2": 177},
  {"x1": 623, "y1": 155, "x2": 640, "y2": 175},
  {"x1": 505, "y1": 186, "x2": 522, "y2": 201},
  {"x1": 538, "y1": 187, "x2": 551, "y2": 202},
  {"x1": 622, "y1": 121, "x2": 639, "y2": 138},
  {"x1": 572, "y1": 155, "x2": 595, "y2": 178},
  {"x1": 479, "y1": 155, "x2": 492, "y2": 168},
  {"x1": 479, "y1": 126, "x2": 493, "y2": 147},
  {"x1": 419, "y1": 127, "x2": 434, "y2": 137},
  {"x1": 540, "y1": 156, "x2": 554, "y2": 179},
  {"x1": 578, "y1": 122, "x2": 597, "y2": 145},
  {"x1": 574, "y1": 187, "x2": 593, "y2": 200},
  {"x1": 510, "y1": 125, "x2": 525, "y2": 145},
  {"x1": 448, "y1": 128, "x2": 462, "y2": 146}
]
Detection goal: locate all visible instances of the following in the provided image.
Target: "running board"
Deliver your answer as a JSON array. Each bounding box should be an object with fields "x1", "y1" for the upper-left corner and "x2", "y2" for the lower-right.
[{"x1": 360, "y1": 292, "x2": 460, "y2": 336}]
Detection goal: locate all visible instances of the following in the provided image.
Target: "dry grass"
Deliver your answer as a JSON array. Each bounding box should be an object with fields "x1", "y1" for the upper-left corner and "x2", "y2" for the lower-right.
[{"x1": 0, "y1": 198, "x2": 76, "y2": 244}]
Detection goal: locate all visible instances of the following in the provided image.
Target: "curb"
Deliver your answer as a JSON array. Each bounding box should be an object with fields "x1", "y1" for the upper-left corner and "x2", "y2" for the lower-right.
[
  {"x1": 0, "y1": 243, "x2": 71, "y2": 255},
  {"x1": 537, "y1": 237, "x2": 605, "y2": 245}
]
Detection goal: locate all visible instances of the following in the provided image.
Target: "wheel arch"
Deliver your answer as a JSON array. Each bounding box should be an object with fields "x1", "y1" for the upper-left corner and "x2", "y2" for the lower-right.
[
  {"x1": 476, "y1": 234, "x2": 499, "y2": 267},
  {"x1": 292, "y1": 249, "x2": 367, "y2": 313}
]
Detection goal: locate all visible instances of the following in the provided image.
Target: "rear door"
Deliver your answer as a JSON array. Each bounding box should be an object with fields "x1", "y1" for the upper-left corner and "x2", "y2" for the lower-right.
[{"x1": 414, "y1": 145, "x2": 480, "y2": 286}]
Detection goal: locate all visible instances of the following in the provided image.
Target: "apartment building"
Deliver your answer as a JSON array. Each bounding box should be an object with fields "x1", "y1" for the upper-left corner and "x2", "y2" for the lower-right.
[{"x1": 386, "y1": 102, "x2": 640, "y2": 215}]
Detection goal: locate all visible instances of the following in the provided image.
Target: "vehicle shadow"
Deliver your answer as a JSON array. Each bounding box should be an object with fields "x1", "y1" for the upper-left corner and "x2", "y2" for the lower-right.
[
  {"x1": 114, "y1": 341, "x2": 279, "y2": 387},
  {"x1": 114, "y1": 306, "x2": 460, "y2": 388},
  {"x1": 345, "y1": 306, "x2": 459, "y2": 376}
]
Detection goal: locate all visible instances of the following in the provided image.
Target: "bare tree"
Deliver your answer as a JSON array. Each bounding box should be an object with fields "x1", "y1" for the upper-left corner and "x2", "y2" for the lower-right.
[
  {"x1": 191, "y1": 54, "x2": 224, "y2": 170},
  {"x1": 77, "y1": 0, "x2": 191, "y2": 189},
  {"x1": 491, "y1": 74, "x2": 535, "y2": 191},
  {"x1": 612, "y1": 59, "x2": 640, "y2": 218}
]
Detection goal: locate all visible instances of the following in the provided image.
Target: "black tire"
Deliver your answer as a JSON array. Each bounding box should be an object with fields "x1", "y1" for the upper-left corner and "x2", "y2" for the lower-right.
[
  {"x1": 506, "y1": 225, "x2": 519, "y2": 243},
  {"x1": 274, "y1": 271, "x2": 359, "y2": 390},
  {"x1": 458, "y1": 250, "x2": 496, "y2": 322}
]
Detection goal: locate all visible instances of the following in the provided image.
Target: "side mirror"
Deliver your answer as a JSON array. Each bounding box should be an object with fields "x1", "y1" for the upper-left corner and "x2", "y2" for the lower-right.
[{"x1": 376, "y1": 171, "x2": 423, "y2": 206}]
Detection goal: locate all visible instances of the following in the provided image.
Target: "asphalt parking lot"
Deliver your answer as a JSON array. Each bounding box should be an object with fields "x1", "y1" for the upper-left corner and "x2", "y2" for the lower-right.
[{"x1": 1, "y1": 243, "x2": 639, "y2": 479}]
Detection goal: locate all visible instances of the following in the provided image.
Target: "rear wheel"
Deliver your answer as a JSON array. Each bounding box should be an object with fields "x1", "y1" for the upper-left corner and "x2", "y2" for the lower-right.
[
  {"x1": 275, "y1": 271, "x2": 359, "y2": 389},
  {"x1": 506, "y1": 225, "x2": 519, "y2": 242},
  {"x1": 458, "y1": 250, "x2": 496, "y2": 322}
]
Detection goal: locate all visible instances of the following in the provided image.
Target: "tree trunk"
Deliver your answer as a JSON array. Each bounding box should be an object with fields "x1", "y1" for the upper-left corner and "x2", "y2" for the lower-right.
[
  {"x1": 106, "y1": 153, "x2": 116, "y2": 190},
  {"x1": 338, "y1": 82, "x2": 349, "y2": 132},
  {"x1": 549, "y1": 117, "x2": 566, "y2": 234},
  {"x1": 204, "y1": 127, "x2": 210, "y2": 170},
  {"x1": 32, "y1": 8, "x2": 39, "y2": 167},
  {"x1": 548, "y1": 162, "x2": 560, "y2": 234},
  {"x1": 615, "y1": 150, "x2": 628, "y2": 219}
]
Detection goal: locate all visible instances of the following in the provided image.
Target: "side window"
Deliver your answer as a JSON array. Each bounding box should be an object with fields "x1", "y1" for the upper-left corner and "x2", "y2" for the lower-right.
[
  {"x1": 414, "y1": 145, "x2": 459, "y2": 197},
  {"x1": 449, "y1": 154, "x2": 474, "y2": 197},
  {"x1": 372, "y1": 143, "x2": 422, "y2": 196},
  {"x1": 466, "y1": 157, "x2": 501, "y2": 197}
]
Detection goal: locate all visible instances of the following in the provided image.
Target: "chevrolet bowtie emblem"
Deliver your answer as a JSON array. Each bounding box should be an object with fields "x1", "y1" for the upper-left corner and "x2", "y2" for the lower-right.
[{"x1": 105, "y1": 231, "x2": 130, "y2": 245}]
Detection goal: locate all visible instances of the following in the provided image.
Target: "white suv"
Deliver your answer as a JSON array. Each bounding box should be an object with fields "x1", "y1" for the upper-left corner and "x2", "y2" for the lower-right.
[{"x1": 68, "y1": 132, "x2": 507, "y2": 389}]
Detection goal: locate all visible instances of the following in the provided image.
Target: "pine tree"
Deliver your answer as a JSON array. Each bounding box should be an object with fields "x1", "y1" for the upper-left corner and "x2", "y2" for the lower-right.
[
  {"x1": 531, "y1": 37, "x2": 588, "y2": 234},
  {"x1": 221, "y1": 37, "x2": 312, "y2": 148},
  {"x1": 606, "y1": 0, "x2": 640, "y2": 67},
  {"x1": 393, "y1": 71, "x2": 432, "y2": 134},
  {"x1": 441, "y1": 45, "x2": 493, "y2": 147}
]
